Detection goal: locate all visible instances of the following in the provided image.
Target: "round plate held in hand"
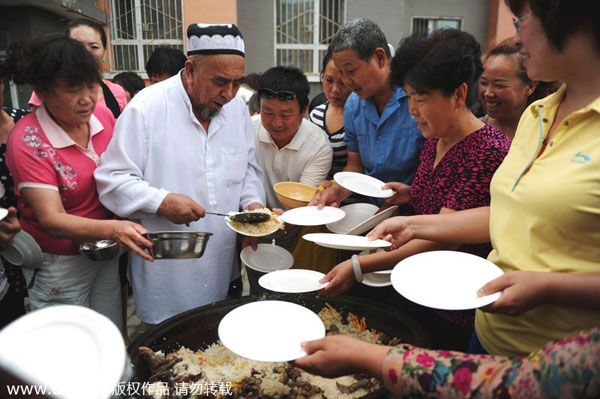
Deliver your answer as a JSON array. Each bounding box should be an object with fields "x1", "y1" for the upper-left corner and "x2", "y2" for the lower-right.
[
  {"x1": 391, "y1": 251, "x2": 504, "y2": 310},
  {"x1": 240, "y1": 244, "x2": 294, "y2": 273},
  {"x1": 334, "y1": 172, "x2": 393, "y2": 198},
  {"x1": 281, "y1": 206, "x2": 345, "y2": 226},
  {"x1": 302, "y1": 233, "x2": 392, "y2": 251},
  {"x1": 218, "y1": 300, "x2": 325, "y2": 362}
]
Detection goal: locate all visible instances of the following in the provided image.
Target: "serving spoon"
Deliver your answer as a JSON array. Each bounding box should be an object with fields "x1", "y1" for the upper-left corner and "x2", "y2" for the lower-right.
[{"x1": 207, "y1": 211, "x2": 271, "y2": 224}]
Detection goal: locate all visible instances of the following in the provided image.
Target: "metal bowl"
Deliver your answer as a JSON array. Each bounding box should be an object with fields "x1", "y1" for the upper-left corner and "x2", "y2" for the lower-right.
[
  {"x1": 144, "y1": 232, "x2": 212, "y2": 259},
  {"x1": 79, "y1": 240, "x2": 120, "y2": 262}
]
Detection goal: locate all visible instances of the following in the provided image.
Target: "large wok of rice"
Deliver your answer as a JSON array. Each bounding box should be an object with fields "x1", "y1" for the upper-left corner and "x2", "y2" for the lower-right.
[{"x1": 127, "y1": 294, "x2": 429, "y2": 399}]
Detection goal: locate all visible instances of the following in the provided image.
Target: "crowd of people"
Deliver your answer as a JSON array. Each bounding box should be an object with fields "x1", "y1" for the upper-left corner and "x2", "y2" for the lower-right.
[{"x1": 0, "y1": 0, "x2": 598, "y2": 396}]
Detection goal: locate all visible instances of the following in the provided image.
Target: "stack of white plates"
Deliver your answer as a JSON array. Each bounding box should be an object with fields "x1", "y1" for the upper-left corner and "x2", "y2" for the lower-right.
[{"x1": 326, "y1": 203, "x2": 398, "y2": 235}]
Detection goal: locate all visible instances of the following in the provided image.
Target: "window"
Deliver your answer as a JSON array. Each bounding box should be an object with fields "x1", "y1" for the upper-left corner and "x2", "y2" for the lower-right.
[
  {"x1": 275, "y1": 0, "x2": 345, "y2": 79},
  {"x1": 412, "y1": 17, "x2": 462, "y2": 35},
  {"x1": 110, "y1": 0, "x2": 184, "y2": 73}
]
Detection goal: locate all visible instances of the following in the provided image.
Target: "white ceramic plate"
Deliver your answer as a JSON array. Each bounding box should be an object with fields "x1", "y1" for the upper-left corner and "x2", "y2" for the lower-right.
[
  {"x1": 240, "y1": 243, "x2": 294, "y2": 273},
  {"x1": 348, "y1": 205, "x2": 399, "y2": 235},
  {"x1": 326, "y1": 203, "x2": 379, "y2": 234},
  {"x1": 281, "y1": 206, "x2": 345, "y2": 226},
  {"x1": 258, "y1": 269, "x2": 329, "y2": 293},
  {"x1": 0, "y1": 230, "x2": 43, "y2": 268},
  {"x1": 0, "y1": 305, "x2": 126, "y2": 399},
  {"x1": 0, "y1": 208, "x2": 8, "y2": 221},
  {"x1": 391, "y1": 251, "x2": 504, "y2": 310},
  {"x1": 334, "y1": 172, "x2": 393, "y2": 198},
  {"x1": 362, "y1": 271, "x2": 392, "y2": 287},
  {"x1": 302, "y1": 233, "x2": 392, "y2": 251},
  {"x1": 218, "y1": 300, "x2": 325, "y2": 362},
  {"x1": 224, "y1": 214, "x2": 283, "y2": 237}
]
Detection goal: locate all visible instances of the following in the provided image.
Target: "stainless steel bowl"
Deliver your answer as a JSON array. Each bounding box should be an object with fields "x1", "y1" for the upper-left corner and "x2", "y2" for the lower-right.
[
  {"x1": 144, "y1": 232, "x2": 212, "y2": 259},
  {"x1": 79, "y1": 240, "x2": 120, "y2": 262}
]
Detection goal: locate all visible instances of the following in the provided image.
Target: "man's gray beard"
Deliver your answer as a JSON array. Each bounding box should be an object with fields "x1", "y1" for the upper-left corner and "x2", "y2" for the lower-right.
[{"x1": 199, "y1": 106, "x2": 220, "y2": 121}]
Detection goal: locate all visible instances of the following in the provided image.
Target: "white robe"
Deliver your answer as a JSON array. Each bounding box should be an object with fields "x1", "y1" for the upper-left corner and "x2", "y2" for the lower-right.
[{"x1": 94, "y1": 74, "x2": 265, "y2": 324}]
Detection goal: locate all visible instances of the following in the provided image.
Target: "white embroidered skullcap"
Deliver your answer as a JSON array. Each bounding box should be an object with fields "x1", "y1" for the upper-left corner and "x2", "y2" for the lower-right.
[{"x1": 187, "y1": 23, "x2": 245, "y2": 57}]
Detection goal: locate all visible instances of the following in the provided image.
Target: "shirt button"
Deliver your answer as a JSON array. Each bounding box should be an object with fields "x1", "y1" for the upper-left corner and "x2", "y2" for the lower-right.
[
  {"x1": 564, "y1": 121, "x2": 570, "y2": 126},
  {"x1": 549, "y1": 141, "x2": 554, "y2": 147},
  {"x1": 542, "y1": 118, "x2": 548, "y2": 123}
]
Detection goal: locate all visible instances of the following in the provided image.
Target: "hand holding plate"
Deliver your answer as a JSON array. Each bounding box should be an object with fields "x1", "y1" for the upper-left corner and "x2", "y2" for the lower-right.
[
  {"x1": 0, "y1": 207, "x2": 20, "y2": 249},
  {"x1": 293, "y1": 335, "x2": 389, "y2": 379},
  {"x1": 308, "y1": 181, "x2": 346, "y2": 209},
  {"x1": 318, "y1": 260, "x2": 355, "y2": 297},
  {"x1": 478, "y1": 271, "x2": 551, "y2": 316},
  {"x1": 241, "y1": 235, "x2": 259, "y2": 251},
  {"x1": 366, "y1": 216, "x2": 414, "y2": 250},
  {"x1": 382, "y1": 182, "x2": 411, "y2": 206}
]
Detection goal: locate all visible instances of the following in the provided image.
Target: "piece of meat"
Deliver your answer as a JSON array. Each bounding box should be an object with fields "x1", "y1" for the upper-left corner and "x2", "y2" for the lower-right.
[
  {"x1": 138, "y1": 346, "x2": 166, "y2": 369},
  {"x1": 148, "y1": 356, "x2": 182, "y2": 383}
]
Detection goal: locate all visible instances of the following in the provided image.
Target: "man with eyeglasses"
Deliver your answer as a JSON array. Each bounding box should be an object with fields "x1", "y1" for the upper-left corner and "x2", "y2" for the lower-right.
[
  {"x1": 253, "y1": 66, "x2": 333, "y2": 213},
  {"x1": 250, "y1": 66, "x2": 332, "y2": 253},
  {"x1": 94, "y1": 24, "x2": 266, "y2": 325},
  {"x1": 310, "y1": 18, "x2": 424, "y2": 209}
]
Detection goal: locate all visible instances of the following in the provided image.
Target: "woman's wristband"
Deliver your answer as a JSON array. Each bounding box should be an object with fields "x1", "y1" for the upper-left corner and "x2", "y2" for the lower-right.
[{"x1": 351, "y1": 254, "x2": 363, "y2": 282}]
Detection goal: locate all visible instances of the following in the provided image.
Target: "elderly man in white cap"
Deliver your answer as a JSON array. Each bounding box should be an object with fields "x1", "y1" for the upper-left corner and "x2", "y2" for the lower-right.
[{"x1": 94, "y1": 24, "x2": 266, "y2": 324}]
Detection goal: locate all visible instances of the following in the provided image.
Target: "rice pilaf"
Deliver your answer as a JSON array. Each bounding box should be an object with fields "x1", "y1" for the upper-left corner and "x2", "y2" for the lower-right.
[{"x1": 226, "y1": 208, "x2": 284, "y2": 237}]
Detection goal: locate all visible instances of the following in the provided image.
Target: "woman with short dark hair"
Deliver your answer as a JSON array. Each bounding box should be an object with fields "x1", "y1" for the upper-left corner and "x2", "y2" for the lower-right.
[
  {"x1": 5, "y1": 35, "x2": 153, "y2": 331},
  {"x1": 320, "y1": 29, "x2": 510, "y2": 351},
  {"x1": 28, "y1": 19, "x2": 127, "y2": 119}
]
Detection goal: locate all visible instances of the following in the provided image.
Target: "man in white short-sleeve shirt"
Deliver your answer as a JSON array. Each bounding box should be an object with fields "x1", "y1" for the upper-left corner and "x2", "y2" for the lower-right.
[{"x1": 252, "y1": 66, "x2": 332, "y2": 210}]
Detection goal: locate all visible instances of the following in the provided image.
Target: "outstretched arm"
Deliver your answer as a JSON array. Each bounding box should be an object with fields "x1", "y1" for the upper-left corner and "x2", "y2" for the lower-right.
[
  {"x1": 294, "y1": 328, "x2": 600, "y2": 399},
  {"x1": 479, "y1": 270, "x2": 600, "y2": 315},
  {"x1": 367, "y1": 206, "x2": 491, "y2": 248}
]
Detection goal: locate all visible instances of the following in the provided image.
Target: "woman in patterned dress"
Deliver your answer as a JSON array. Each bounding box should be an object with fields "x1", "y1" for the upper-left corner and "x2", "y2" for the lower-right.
[{"x1": 294, "y1": 326, "x2": 600, "y2": 399}]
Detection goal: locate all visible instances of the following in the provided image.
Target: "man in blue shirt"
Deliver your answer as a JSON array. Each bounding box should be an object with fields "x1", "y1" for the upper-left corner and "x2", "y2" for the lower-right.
[{"x1": 310, "y1": 18, "x2": 424, "y2": 207}]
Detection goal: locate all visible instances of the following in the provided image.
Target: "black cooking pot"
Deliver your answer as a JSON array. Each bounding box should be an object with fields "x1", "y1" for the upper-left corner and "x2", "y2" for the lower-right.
[{"x1": 128, "y1": 293, "x2": 430, "y2": 399}]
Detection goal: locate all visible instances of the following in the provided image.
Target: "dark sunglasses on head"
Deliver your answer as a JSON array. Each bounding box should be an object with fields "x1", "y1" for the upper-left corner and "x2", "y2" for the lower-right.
[{"x1": 257, "y1": 88, "x2": 297, "y2": 102}]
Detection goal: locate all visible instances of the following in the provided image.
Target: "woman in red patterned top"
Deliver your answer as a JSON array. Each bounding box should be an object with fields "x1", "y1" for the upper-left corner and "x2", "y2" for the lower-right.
[
  {"x1": 320, "y1": 29, "x2": 510, "y2": 351},
  {"x1": 4, "y1": 35, "x2": 153, "y2": 332}
]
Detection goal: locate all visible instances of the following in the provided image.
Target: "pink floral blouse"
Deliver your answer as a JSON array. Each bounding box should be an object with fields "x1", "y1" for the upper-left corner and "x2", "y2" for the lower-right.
[{"x1": 383, "y1": 327, "x2": 600, "y2": 398}]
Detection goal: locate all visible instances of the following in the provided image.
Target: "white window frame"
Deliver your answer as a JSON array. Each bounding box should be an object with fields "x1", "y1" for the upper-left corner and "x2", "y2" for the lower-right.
[
  {"x1": 411, "y1": 16, "x2": 463, "y2": 35},
  {"x1": 274, "y1": 0, "x2": 346, "y2": 83},
  {"x1": 109, "y1": 0, "x2": 185, "y2": 75}
]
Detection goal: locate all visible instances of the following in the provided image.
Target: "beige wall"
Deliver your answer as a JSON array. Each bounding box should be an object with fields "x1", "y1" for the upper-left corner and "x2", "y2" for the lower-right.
[
  {"x1": 486, "y1": 0, "x2": 517, "y2": 50},
  {"x1": 184, "y1": 0, "x2": 238, "y2": 52}
]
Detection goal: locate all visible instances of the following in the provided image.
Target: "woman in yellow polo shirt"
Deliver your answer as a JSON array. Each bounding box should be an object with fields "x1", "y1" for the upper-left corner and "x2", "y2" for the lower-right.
[{"x1": 369, "y1": 0, "x2": 600, "y2": 357}]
